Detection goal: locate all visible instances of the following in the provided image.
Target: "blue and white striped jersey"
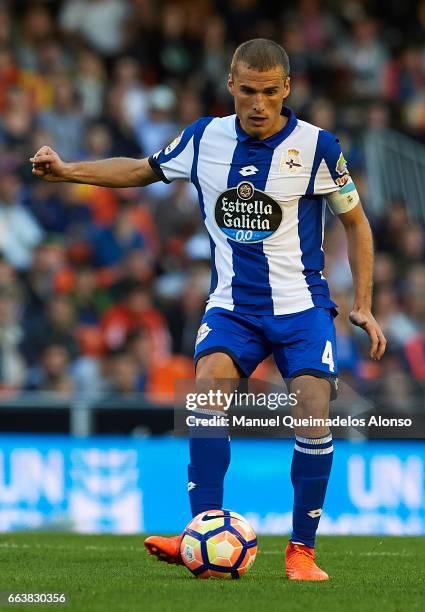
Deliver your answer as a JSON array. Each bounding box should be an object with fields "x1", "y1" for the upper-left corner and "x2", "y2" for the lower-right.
[{"x1": 149, "y1": 107, "x2": 357, "y2": 315}]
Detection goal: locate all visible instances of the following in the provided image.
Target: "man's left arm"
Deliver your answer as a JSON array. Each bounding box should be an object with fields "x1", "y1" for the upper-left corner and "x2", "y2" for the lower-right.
[
  {"x1": 314, "y1": 132, "x2": 387, "y2": 361},
  {"x1": 338, "y1": 202, "x2": 387, "y2": 360}
]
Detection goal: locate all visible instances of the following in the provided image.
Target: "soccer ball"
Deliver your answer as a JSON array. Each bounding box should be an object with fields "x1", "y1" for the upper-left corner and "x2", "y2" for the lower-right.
[{"x1": 180, "y1": 509, "x2": 257, "y2": 579}]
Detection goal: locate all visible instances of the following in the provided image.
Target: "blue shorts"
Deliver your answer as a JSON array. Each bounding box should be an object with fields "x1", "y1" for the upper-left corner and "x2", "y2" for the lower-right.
[{"x1": 194, "y1": 306, "x2": 338, "y2": 393}]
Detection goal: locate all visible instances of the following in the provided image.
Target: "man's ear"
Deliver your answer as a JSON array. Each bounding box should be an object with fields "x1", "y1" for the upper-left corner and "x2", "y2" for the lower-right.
[
  {"x1": 283, "y1": 76, "x2": 291, "y2": 99},
  {"x1": 227, "y1": 73, "x2": 234, "y2": 96}
]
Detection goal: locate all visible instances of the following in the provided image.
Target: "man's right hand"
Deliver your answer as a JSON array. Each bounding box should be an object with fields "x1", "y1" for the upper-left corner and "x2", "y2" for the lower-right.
[{"x1": 30, "y1": 146, "x2": 68, "y2": 182}]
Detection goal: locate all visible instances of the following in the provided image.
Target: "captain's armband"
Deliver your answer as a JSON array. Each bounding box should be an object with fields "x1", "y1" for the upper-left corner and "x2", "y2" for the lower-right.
[{"x1": 326, "y1": 176, "x2": 359, "y2": 215}]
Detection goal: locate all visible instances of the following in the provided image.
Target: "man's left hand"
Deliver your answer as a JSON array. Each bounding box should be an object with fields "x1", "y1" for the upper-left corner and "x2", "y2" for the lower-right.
[{"x1": 349, "y1": 308, "x2": 387, "y2": 360}]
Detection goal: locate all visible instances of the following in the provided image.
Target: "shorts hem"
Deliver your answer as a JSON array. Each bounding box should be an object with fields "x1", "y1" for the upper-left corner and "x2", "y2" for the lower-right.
[
  {"x1": 194, "y1": 347, "x2": 248, "y2": 377},
  {"x1": 289, "y1": 368, "x2": 339, "y2": 401}
]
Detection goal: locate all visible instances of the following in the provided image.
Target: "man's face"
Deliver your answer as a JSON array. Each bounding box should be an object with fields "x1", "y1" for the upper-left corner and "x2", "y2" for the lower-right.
[{"x1": 228, "y1": 62, "x2": 290, "y2": 140}]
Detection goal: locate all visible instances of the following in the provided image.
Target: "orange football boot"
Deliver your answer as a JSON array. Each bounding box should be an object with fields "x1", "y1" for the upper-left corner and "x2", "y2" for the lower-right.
[
  {"x1": 144, "y1": 534, "x2": 184, "y2": 565},
  {"x1": 285, "y1": 541, "x2": 329, "y2": 581}
]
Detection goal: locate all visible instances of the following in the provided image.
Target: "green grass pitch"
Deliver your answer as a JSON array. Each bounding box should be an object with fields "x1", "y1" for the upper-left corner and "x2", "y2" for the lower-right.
[{"x1": 0, "y1": 533, "x2": 423, "y2": 612}]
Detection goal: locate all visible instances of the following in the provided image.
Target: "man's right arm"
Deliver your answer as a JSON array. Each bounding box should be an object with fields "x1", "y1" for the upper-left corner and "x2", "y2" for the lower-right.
[{"x1": 30, "y1": 146, "x2": 159, "y2": 188}]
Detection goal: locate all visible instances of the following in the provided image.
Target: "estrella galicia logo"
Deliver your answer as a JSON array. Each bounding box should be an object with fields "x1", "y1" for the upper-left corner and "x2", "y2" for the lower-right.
[{"x1": 214, "y1": 181, "x2": 282, "y2": 243}]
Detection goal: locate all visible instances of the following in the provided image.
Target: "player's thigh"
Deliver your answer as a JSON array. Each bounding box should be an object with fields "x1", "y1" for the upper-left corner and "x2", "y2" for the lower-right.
[
  {"x1": 272, "y1": 307, "x2": 338, "y2": 399},
  {"x1": 194, "y1": 308, "x2": 270, "y2": 381}
]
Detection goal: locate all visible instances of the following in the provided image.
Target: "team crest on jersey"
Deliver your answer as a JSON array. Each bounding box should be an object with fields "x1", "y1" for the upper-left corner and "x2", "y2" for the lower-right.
[
  {"x1": 336, "y1": 152, "x2": 348, "y2": 175},
  {"x1": 215, "y1": 181, "x2": 282, "y2": 243},
  {"x1": 164, "y1": 132, "x2": 183, "y2": 155},
  {"x1": 195, "y1": 323, "x2": 212, "y2": 346},
  {"x1": 280, "y1": 148, "x2": 303, "y2": 174}
]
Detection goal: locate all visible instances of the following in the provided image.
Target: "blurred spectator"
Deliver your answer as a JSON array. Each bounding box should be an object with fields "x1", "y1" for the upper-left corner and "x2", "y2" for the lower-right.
[
  {"x1": 156, "y1": 4, "x2": 197, "y2": 81},
  {"x1": 82, "y1": 123, "x2": 113, "y2": 160},
  {"x1": 59, "y1": 0, "x2": 130, "y2": 58},
  {"x1": 108, "y1": 350, "x2": 144, "y2": 394},
  {"x1": 373, "y1": 253, "x2": 396, "y2": 288},
  {"x1": 373, "y1": 286, "x2": 418, "y2": 348},
  {"x1": 20, "y1": 243, "x2": 61, "y2": 331},
  {"x1": 27, "y1": 343, "x2": 74, "y2": 394},
  {"x1": 102, "y1": 84, "x2": 142, "y2": 157},
  {"x1": 110, "y1": 249, "x2": 154, "y2": 301},
  {"x1": 396, "y1": 224, "x2": 425, "y2": 275},
  {"x1": 71, "y1": 267, "x2": 110, "y2": 325},
  {"x1": 101, "y1": 282, "x2": 170, "y2": 360},
  {"x1": 21, "y1": 294, "x2": 78, "y2": 366},
  {"x1": 0, "y1": 256, "x2": 16, "y2": 289},
  {"x1": 92, "y1": 204, "x2": 145, "y2": 268},
  {"x1": 405, "y1": 333, "x2": 425, "y2": 381},
  {"x1": 373, "y1": 351, "x2": 418, "y2": 412},
  {"x1": 75, "y1": 50, "x2": 106, "y2": 119},
  {"x1": 15, "y1": 4, "x2": 55, "y2": 72},
  {"x1": 404, "y1": 264, "x2": 425, "y2": 324},
  {"x1": 341, "y1": 18, "x2": 388, "y2": 97},
  {"x1": 26, "y1": 181, "x2": 93, "y2": 235},
  {"x1": 0, "y1": 286, "x2": 25, "y2": 390},
  {"x1": 146, "y1": 353, "x2": 194, "y2": 401},
  {"x1": 112, "y1": 56, "x2": 149, "y2": 128},
  {"x1": 134, "y1": 85, "x2": 178, "y2": 156},
  {"x1": 38, "y1": 77, "x2": 85, "y2": 160},
  {"x1": 200, "y1": 17, "x2": 230, "y2": 107},
  {"x1": 0, "y1": 50, "x2": 21, "y2": 114},
  {"x1": 0, "y1": 86, "x2": 33, "y2": 166},
  {"x1": 0, "y1": 4, "x2": 11, "y2": 49},
  {"x1": 0, "y1": 173, "x2": 43, "y2": 270}
]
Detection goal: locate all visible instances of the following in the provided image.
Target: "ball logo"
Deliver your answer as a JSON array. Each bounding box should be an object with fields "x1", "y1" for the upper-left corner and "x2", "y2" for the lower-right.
[
  {"x1": 183, "y1": 544, "x2": 195, "y2": 562},
  {"x1": 215, "y1": 182, "x2": 282, "y2": 243}
]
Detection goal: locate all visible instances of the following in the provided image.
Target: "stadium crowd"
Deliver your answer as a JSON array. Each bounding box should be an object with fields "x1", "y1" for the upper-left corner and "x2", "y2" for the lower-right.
[{"x1": 0, "y1": 0, "x2": 423, "y2": 407}]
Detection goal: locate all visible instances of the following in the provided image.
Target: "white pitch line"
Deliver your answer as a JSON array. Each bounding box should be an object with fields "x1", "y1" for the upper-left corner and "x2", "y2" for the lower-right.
[{"x1": 0, "y1": 542, "x2": 413, "y2": 557}]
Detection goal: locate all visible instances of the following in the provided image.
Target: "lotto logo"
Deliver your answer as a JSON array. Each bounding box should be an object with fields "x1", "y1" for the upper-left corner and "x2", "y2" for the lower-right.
[
  {"x1": 239, "y1": 165, "x2": 259, "y2": 176},
  {"x1": 307, "y1": 508, "x2": 322, "y2": 518}
]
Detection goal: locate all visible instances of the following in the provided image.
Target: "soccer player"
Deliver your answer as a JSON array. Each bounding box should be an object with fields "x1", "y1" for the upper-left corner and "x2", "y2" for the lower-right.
[{"x1": 31, "y1": 39, "x2": 386, "y2": 580}]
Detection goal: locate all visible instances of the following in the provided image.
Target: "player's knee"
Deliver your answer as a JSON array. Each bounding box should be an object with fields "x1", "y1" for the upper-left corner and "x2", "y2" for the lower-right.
[
  {"x1": 290, "y1": 375, "x2": 330, "y2": 420},
  {"x1": 195, "y1": 353, "x2": 240, "y2": 403},
  {"x1": 196, "y1": 352, "x2": 240, "y2": 381}
]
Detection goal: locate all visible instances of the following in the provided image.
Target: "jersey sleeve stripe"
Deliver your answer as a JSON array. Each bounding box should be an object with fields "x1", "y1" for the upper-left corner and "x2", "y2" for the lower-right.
[
  {"x1": 306, "y1": 129, "x2": 332, "y2": 195},
  {"x1": 190, "y1": 117, "x2": 215, "y2": 218}
]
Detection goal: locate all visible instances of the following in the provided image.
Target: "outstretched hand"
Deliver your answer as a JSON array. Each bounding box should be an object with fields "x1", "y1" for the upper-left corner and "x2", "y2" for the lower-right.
[
  {"x1": 349, "y1": 308, "x2": 387, "y2": 360},
  {"x1": 30, "y1": 146, "x2": 67, "y2": 182}
]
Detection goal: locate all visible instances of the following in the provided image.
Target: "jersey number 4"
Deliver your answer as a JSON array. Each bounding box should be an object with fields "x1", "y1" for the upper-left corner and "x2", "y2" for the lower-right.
[{"x1": 322, "y1": 340, "x2": 335, "y2": 373}]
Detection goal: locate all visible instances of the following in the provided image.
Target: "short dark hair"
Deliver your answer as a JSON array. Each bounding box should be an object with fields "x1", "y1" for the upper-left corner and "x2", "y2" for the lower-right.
[{"x1": 231, "y1": 38, "x2": 290, "y2": 76}]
